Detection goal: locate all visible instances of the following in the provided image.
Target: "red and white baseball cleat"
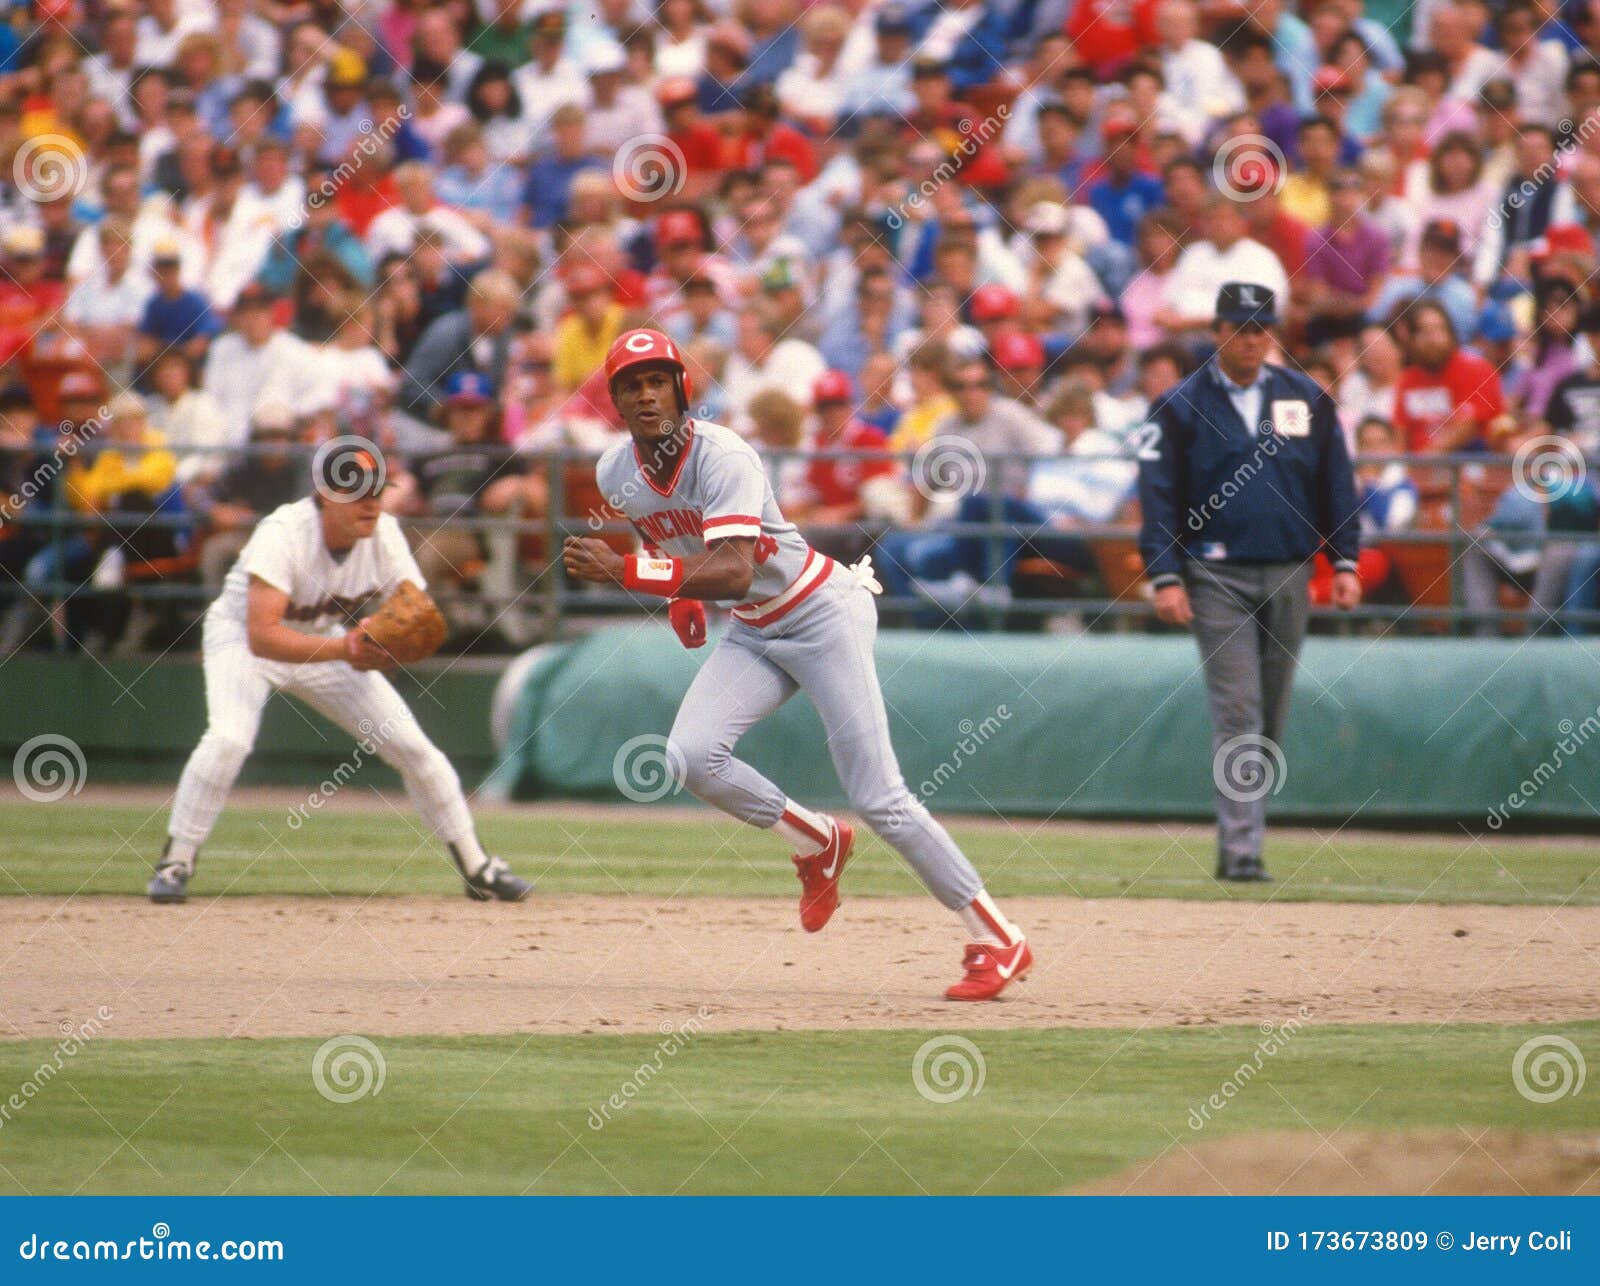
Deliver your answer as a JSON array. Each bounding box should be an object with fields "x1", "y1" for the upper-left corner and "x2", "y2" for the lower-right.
[
  {"x1": 792, "y1": 820, "x2": 853, "y2": 932},
  {"x1": 945, "y1": 937, "x2": 1033, "y2": 1001}
]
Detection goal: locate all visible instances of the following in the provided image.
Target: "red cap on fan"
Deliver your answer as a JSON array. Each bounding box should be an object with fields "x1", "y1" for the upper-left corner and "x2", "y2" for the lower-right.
[
  {"x1": 991, "y1": 330, "x2": 1045, "y2": 371},
  {"x1": 604, "y1": 328, "x2": 695, "y2": 412},
  {"x1": 970, "y1": 283, "x2": 1019, "y2": 323},
  {"x1": 812, "y1": 369, "x2": 854, "y2": 405},
  {"x1": 655, "y1": 209, "x2": 703, "y2": 250}
]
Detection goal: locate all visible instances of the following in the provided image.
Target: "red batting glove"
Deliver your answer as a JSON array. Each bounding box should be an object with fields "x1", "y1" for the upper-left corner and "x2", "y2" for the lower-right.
[{"x1": 667, "y1": 598, "x2": 707, "y2": 649}]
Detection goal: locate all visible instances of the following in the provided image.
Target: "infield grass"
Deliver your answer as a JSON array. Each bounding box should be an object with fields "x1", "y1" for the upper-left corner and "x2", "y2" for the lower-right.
[
  {"x1": 0, "y1": 798, "x2": 1595, "y2": 905},
  {"x1": 0, "y1": 1021, "x2": 1593, "y2": 1195}
]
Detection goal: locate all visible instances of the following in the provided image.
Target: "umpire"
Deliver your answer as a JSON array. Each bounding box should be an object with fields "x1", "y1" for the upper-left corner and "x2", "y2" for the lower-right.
[{"x1": 1137, "y1": 282, "x2": 1361, "y2": 881}]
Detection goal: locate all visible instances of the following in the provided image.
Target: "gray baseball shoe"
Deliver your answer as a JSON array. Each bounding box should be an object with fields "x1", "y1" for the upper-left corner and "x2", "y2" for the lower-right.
[
  {"x1": 148, "y1": 841, "x2": 193, "y2": 903},
  {"x1": 453, "y1": 848, "x2": 533, "y2": 902}
]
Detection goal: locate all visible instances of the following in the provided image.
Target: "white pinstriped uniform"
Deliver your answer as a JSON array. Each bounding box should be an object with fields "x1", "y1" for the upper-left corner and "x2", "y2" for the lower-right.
[
  {"x1": 597, "y1": 420, "x2": 985, "y2": 909},
  {"x1": 164, "y1": 499, "x2": 481, "y2": 865}
]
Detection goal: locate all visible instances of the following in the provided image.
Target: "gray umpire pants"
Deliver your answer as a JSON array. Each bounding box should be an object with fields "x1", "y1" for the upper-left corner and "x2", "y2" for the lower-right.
[{"x1": 1183, "y1": 560, "x2": 1312, "y2": 864}]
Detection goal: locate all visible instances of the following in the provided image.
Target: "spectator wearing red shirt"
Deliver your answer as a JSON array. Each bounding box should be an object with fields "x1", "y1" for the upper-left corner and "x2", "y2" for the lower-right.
[
  {"x1": 721, "y1": 84, "x2": 819, "y2": 184},
  {"x1": 0, "y1": 227, "x2": 66, "y2": 366},
  {"x1": 1241, "y1": 162, "x2": 1312, "y2": 285},
  {"x1": 1065, "y1": 0, "x2": 1160, "y2": 79},
  {"x1": 1392, "y1": 301, "x2": 1506, "y2": 453},
  {"x1": 903, "y1": 56, "x2": 1009, "y2": 190},
  {"x1": 657, "y1": 77, "x2": 728, "y2": 201},
  {"x1": 789, "y1": 370, "x2": 900, "y2": 556}
]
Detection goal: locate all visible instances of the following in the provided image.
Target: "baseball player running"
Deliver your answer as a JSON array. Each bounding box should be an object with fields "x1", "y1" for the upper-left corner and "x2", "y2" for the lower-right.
[
  {"x1": 147, "y1": 442, "x2": 532, "y2": 904},
  {"x1": 563, "y1": 330, "x2": 1031, "y2": 1000}
]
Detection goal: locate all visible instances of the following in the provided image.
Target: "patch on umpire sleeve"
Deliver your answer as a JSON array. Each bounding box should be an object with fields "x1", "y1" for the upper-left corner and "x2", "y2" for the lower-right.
[{"x1": 1271, "y1": 399, "x2": 1311, "y2": 437}]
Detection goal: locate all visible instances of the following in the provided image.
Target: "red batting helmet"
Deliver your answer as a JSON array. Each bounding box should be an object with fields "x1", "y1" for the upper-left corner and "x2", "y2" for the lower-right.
[
  {"x1": 812, "y1": 369, "x2": 854, "y2": 405},
  {"x1": 604, "y1": 328, "x2": 694, "y2": 413}
]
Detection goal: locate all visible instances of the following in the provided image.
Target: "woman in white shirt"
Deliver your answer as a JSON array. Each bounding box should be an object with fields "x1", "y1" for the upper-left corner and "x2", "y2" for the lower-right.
[
  {"x1": 315, "y1": 297, "x2": 396, "y2": 418},
  {"x1": 775, "y1": 4, "x2": 854, "y2": 130},
  {"x1": 653, "y1": 0, "x2": 709, "y2": 78},
  {"x1": 465, "y1": 63, "x2": 536, "y2": 165},
  {"x1": 1401, "y1": 130, "x2": 1494, "y2": 271}
]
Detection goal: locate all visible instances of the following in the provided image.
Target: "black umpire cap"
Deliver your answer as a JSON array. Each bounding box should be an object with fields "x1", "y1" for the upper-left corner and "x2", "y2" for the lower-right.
[{"x1": 1215, "y1": 281, "x2": 1279, "y2": 326}]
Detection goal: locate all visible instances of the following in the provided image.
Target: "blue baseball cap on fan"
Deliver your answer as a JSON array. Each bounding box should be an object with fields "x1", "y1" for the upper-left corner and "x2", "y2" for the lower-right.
[{"x1": 445, "y1": 371, "x2": 494, "y2": 407}]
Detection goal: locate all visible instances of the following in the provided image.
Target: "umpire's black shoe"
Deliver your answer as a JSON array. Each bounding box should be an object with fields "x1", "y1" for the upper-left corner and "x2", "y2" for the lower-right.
[
  {"x1": 1217, "y1": 854, "x2": 1273, "y2": 882},
  {"x1": 460, "y1": 855, "x2": 534, "y2": 902}
]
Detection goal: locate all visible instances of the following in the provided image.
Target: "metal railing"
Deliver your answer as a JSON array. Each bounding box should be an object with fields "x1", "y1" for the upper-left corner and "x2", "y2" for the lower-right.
[{"x1": 2, "y1": 441, "x2": 1597, "y2": 650}]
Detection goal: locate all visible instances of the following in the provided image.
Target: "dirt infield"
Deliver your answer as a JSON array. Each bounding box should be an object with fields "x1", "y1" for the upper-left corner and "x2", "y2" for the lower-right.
[
  {"x1": 1077, "y1": 1128, "x2": 1600, "y2": 1195},
  {"x1": 5, "y1": 894, "x2": 1597, "y2": 1040}
]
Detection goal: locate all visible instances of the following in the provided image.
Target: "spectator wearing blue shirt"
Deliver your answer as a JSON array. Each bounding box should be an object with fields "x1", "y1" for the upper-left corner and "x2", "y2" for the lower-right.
[
  {"x1": 436, "y1": 123, "x2": 523, "y2": 227},
  {"x1": 905, "y1": 0, "x2": 1010, "y2": 93},
  {"x1": 742, "y1": 0, "x2": 802, "y2": 86},
  {"x1": 1087, "y1": 115, "x2": 1167, "y2": 246},
  {"x1": 137, "y1": 242, "x2": 221, "y2": 373},
  {"x1": 1367, "y1": 219, "x2": 1480, "y2": 341},
  {"x1": 520, "y1": 104, "x2": 605, "y2": 230}
]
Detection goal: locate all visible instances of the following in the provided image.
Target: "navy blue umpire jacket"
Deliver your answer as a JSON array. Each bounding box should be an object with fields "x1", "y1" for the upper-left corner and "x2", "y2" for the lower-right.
[{"x1": 1136, "y1": 360, "x2": 1360, "y2": 588}]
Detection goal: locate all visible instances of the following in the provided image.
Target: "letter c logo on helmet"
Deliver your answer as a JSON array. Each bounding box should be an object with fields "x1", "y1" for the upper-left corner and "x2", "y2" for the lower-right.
[{"x1": 605, "y1": 328, "x2": 694, "y2": 412}]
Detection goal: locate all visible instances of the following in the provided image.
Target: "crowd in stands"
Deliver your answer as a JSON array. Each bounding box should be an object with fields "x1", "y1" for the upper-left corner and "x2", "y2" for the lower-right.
[{"x1": 2, "y1": 0, "x2": 1600, "y2": 653}]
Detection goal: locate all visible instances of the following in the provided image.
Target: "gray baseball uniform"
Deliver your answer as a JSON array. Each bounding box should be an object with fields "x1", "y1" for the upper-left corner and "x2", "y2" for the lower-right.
[{"x1": 595, "y1": 420, "x2": 985, "y2": 909}]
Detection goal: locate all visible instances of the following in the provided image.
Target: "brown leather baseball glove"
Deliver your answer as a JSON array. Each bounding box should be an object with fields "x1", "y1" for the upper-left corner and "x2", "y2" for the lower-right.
[{"x1": 361, "y1": 581, "x2": 447, "y2": 664}]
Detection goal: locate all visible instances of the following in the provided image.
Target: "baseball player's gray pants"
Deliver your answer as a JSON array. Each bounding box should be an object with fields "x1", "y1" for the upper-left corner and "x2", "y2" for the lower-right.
[
  {"x1": 668, "y1": 573, "x2": 985, "y2": 910},
  {"x1": 1183, "y1": 559, "x2": 1312, "y2": 864}
]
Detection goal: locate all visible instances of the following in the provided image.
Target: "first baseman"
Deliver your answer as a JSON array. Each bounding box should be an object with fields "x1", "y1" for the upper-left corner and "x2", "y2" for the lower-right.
[
  {"x1": 148, "y1": 443, "x2": 532, "y2": 904},
  {"x1": 564, "y1": 330, "x2": 1031, "y2": 1000}
]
